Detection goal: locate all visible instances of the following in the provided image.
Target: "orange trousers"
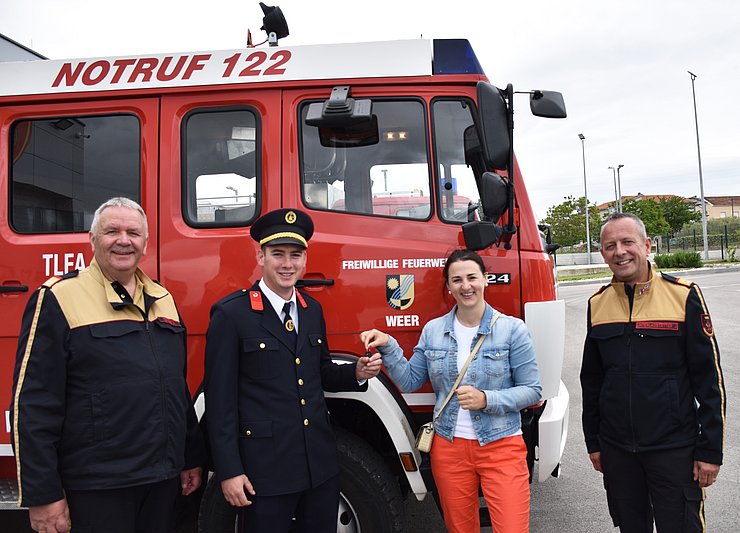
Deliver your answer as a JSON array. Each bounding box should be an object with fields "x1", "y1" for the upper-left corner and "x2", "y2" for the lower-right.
[{"x1": 430, "y1": 433, "x2": 530, "y2": 533}]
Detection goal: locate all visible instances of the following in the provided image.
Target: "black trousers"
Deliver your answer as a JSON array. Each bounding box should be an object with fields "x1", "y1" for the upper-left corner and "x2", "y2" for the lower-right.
[
  {"x1": 238, "y1": 475, "x2": 340, "y2": 533},
  {"x1": 65, "y1": 477, "x2": 180, "y2": 533},
  {"x1": 600, "y1": 441, "x2": 705, "y2": 533}
]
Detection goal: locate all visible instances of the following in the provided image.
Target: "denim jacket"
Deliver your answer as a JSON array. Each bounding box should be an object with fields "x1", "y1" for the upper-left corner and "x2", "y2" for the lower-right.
[{"x1": 378, "y1": 304, "x2": 542, "y2": 445}]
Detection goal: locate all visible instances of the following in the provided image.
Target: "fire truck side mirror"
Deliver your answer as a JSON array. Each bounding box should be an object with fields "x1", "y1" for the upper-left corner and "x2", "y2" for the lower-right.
[
  {"x1": 476, "y1": 82, "x2": 510, "y2": 171},
  {"x1": 462, "y1": 172, "x2": 507, "y2": 250},
  {"x1": 479, "y1": 171, "x2": 508, "y2": 222},
  {"x1": 462, "y1": 221, "x2": 504, "y2": 251},
  {"x1": 529, "y1": 90, "x2": 567, "y2": 119}
]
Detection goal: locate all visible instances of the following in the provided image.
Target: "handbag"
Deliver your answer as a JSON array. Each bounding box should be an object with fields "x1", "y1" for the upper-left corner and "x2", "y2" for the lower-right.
[{"x1": 414, "y1": 312, "x2": 500, "y2": 453}]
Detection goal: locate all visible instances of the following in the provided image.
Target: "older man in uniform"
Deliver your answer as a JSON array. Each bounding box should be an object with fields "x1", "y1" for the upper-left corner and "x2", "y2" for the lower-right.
[
  {"x1": 204, "y1": 208, "x2": 381, "y2": 533},
  {"x1": 11, "y1": 197, "x2": 203, "y2": 533},
  {"x1": 580, "y1": 212, "x2": 725, "y2": 533}
]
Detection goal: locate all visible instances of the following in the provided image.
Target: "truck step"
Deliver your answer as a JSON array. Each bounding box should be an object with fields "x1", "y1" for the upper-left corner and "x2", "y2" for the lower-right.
[{"x1": 0, "y1": 478, "x2": 20, "y2": 509}]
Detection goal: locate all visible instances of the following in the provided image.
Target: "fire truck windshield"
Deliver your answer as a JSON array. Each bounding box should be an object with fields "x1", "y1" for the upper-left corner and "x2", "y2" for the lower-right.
[{"x1": 300, "y1": 98, "x2": 484, "y2": 223}]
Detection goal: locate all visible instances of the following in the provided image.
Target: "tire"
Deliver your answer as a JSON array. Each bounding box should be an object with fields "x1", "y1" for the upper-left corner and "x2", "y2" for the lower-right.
[
  {"x1": 336, "y1": 428, "x2": 405, "y2": 533},
  {"x1": 198, "y1": 430, "x2": 405, "y2": 533},
  {"x1": 198, "y1": 474, "x2": 237, "y2": 533}
]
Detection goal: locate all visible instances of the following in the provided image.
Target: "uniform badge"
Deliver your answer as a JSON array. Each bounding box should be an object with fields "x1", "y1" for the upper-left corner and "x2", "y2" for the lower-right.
[
  {"x1": 249, "y1": 291, "x2": 264, "y2": 311},
  {"x1": 700, "y1": 313, "x2": 714, "y2": 337},
  {"x1": 285, "y1": 210, "x2": 297, "y2": 224},
  {"x1": 285, "y1": 319, "x2": 295, "y2": 332},
  {"x1": 386, "y1": 274, "x2": 415, "y2": 310}
]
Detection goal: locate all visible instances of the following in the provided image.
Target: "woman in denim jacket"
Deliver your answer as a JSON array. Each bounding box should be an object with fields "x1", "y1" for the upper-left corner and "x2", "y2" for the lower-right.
[{"x1": 361, "y1": 249, "x2": 541, "y2": 533}]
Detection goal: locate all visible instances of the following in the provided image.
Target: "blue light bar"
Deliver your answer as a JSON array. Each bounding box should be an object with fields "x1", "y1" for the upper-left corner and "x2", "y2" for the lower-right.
[{"x1": 432, "y1": 39, "x2": 485, "y2": 75}]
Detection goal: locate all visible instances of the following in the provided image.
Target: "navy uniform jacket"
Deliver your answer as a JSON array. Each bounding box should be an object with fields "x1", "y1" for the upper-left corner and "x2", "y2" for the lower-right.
[
  {"x1": 204, "y1": 282, "x2": 366, "y2": 496},
  {"x1": 581, "y1": 268, "x2": 725, "y2": 465}
]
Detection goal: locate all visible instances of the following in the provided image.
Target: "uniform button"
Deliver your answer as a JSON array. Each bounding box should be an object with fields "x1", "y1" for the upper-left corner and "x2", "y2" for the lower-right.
[
  {"x1": 298, "y1": 379, "x2": 304, "y2": 386},
  {"x1": 295, "y1": 358, "x2": 301, "y2": 365},
  {"x1": 259, "y1": 343, "x2": 266, "y2": 349},
  {"x1": 303, "y1": 419, "x2": 309, "y2": 426},
  {"x1": 317, "y1": 338, "x2": 322, "y2": 344},
  {"x1": 245, "y1": 430, "x2": 252, "y2": 436},
  {"x1": 300, "y1": 399, "x2": 306, "y2": 406}
]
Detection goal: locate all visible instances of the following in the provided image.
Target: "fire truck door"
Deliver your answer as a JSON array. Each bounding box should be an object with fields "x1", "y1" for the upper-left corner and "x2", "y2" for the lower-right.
[{"x1": 0, "y1": 98, "x2": 160, "y2": 455}]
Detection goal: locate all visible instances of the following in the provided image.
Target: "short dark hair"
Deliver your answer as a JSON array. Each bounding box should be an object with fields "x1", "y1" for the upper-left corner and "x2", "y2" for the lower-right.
[
  {"x1": 600, "y1": 212, "x2": 647, "y2": 241},
  {"x1": 443, "y1": 249, "x2": 486, "y2": 281}
]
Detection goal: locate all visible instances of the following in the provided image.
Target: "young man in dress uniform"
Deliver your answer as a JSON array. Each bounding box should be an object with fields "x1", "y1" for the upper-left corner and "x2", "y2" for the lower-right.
[{"x1": 204, "y1": 208, "x2": 381, "y2": 533}]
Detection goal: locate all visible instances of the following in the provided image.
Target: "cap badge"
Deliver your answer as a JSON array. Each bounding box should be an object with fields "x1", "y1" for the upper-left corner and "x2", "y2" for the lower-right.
[{"x1": 285, "y1": 211, "x2": 297, "y2": 224}]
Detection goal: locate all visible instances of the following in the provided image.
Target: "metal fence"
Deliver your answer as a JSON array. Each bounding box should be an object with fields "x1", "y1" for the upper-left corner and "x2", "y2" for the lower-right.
[{"x1": 655, "y1": 225, "x2": 740, "y2": 261}]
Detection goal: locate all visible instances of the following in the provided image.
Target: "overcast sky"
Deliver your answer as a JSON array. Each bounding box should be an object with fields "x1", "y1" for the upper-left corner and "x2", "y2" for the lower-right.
[{"x1": 4, "y1": 0, "x2": 739, "y2": 220}]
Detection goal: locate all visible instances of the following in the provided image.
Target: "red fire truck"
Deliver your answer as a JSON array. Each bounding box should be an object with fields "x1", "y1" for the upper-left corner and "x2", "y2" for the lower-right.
[{"x1": 0, "y1": 13, "x2": 568, "y2": 531}]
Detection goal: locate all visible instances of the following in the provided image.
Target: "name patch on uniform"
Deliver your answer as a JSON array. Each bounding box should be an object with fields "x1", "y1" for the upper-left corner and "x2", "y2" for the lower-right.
[
  {"x1": 635, "y1": 321, "x2": 679, "y2": 331},
  {"x1": 700, "y1": 314, "x2": 714, "y2": 337}
]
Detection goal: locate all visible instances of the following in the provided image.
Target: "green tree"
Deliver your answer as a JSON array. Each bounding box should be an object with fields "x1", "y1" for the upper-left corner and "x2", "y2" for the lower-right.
[
  {"x1": 542, "y1": 196, "x2": 602, "y2": 247},
  {"x1": 658, "y1": 196, "x2": 701, "y2": 235},
  {"x1": 621, "y1": 198, "x2": 670, "y2": 237}
]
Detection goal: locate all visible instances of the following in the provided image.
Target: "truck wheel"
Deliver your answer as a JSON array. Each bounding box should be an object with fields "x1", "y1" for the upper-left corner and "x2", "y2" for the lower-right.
[
  {"x1": 198, "y1": 430, "x2": 405, "y2": 533},
  {"x1": 197, "y1": 475, "x2": 237, "y2": 533},
  {"x1": 336, "y1": 428, "x2": 405, "y2": 533}
]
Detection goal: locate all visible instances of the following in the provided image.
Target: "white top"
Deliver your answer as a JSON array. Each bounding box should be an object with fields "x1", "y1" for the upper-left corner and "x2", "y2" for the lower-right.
[
  {"x1": 452, "y1": 316, "x2": 478, "y2": 439},
  {"x1": 259, "y1": 279, "x2": 298, "y2": 333}
]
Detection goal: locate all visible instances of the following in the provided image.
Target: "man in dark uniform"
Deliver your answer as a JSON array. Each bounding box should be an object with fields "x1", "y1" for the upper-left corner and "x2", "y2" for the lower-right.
[
  {"x1": 204, "y1": 208, "x2": 381, "y2": 533},
  {"x1": 580, "y1": 212, "x2": 725, "y2": 533},
  {"x1": 11, "y1": 197, "x2": 203, "y2": 533}
]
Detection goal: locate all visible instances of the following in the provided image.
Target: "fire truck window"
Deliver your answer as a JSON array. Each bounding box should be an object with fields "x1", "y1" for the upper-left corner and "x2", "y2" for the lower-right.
[
  {"x1": 10, "y1": 116, "x2": 140, "y2": 233},
  {"x1": 432, "y1": 100, "x2": 482, "y2": 223},
  {"x1": 300, "y1": 100, "x2": 431, "y2": 220},
  {"x1": 183, "y1": 109, "x2": 259, "y2": 227}
]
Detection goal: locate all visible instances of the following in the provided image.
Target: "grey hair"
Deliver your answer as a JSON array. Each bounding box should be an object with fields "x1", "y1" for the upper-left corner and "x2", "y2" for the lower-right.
[
  {"x1": 600, "y1": 212, "x2": 647, "y2": 241},
  {"x1": 90, "y1": 197, "x2": 148, "y2": 237}
]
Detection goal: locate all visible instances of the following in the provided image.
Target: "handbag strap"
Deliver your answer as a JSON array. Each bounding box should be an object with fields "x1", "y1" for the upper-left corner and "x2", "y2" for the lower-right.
[{"x1": 433, "y1": 311, "x2": 500, "y2": 423}]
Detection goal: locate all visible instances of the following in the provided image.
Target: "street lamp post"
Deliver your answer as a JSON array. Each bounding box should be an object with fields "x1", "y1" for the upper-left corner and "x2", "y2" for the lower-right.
[
  {"x1": 616, "y1": 164, "x2": 624, "y2": 212},
  {"x1": 608, "y1": 166, "x2": 619, "y2": 213},
  {"x1": 578, "y1": 133, "x2": 591, "y2": 264},
  {"x1": 688, "y1": 70, "x2": 709, "y2": 260}
]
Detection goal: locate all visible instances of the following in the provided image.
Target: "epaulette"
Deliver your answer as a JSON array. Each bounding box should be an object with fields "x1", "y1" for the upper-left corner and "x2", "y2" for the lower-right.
[
  {"x1": 218, "y1": 289, "x2": 252, "y2": 305},
  {"x1": 590, "y1": 283, "x2": 611, "y2": 298},
  {"x1": 660, "y1": 271, "x2": 693, "y2": 288},
  {"x1": 41, "y1": 269, "x2": 78, "y2": 288},
  {"x1": 41, "y1": 276, "x2": 62, "y2": 289}
]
